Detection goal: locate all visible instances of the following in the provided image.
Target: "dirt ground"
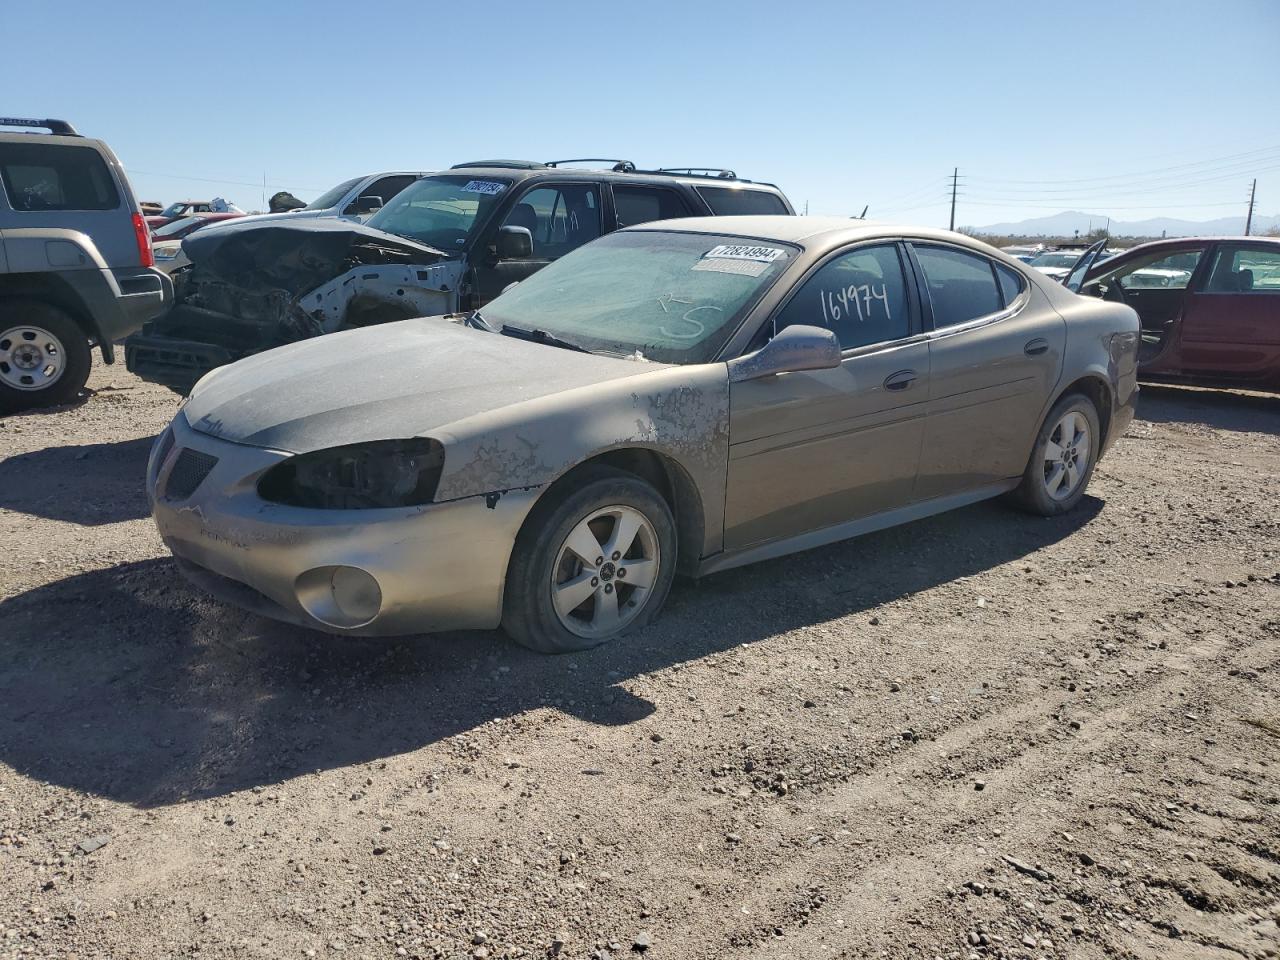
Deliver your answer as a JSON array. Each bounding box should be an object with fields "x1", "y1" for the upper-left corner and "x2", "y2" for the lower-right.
[{"x1": 1, "y1": 357, "x2": 1278, "y2": 960}]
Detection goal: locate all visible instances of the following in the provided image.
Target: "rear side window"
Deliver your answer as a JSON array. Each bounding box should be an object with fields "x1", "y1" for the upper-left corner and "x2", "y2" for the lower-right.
[
  {"x1": 1205, "y1": 244, "x2": 1280, "y2": 293},
  {"x1": 914, "y1": 245, "x2": 1002, "y2": 328},
  {"x1": 0, "y1": 141, "x2": 119, "y2": 211},
  {"x1": 613, "y1": 185, "x2": 692, "y2": 228},
  {"x1": 996, "y1": 263, "x2": 1026, "y2": 306},
  {"x1": 696, "y1": 186, "x2": 789, "y2": 216}
]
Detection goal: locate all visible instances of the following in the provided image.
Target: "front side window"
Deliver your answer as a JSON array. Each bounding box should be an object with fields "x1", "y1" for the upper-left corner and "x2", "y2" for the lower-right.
[
  {"x1": 613, "y1": 185, "x2": 691, "y2": 228},
  {"x1": 347, "y1": 174, "x2": 416, "y2": 213},
  {"x1": 1205, "y1": 245, "x2": 1280, "y2": 293},
  {"x1": 366, "y1": 174, "x2": 512, "y2": 251},
  {"x1": 479, "y1": 231, "x2": 795, "y2": 363},
  {"x1": 305, "y1": 176, "x2": 363, "y2": 211},
  {"x1": 502, "y1": 184, "x2": 601, "y2": 259},
  {"x1": 1100, "y1": 248, "x2": 1204, "y2": 290},
  {"x1": 697, "y1": 186, "x2": 790, "y2": 216},
  {"x1": 914, "y1": 245, "x2": 1003, "y2": 328},
  {"x1": 774, "y1": 244, "x2": 909, "y2": 350},
  {"x1": 0, "y1": 142, "x2": 119, "y2": 211}
]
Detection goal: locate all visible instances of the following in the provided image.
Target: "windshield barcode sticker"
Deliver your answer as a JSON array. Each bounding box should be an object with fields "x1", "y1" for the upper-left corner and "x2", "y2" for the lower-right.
[
  {"x1": 692, "y1": 258, "x2": 770, "y2": 277},
  {"x1": 462, "y1": 180, "x2": 506, "y2": 195},
  {"x1": 703, "y1": 244, "x2": 786, "y2": 263}
]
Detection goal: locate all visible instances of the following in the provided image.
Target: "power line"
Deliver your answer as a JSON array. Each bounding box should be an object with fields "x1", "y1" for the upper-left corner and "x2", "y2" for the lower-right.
[{"x1": 965, "y1": 143, "x2": 1280, "y2": 186}]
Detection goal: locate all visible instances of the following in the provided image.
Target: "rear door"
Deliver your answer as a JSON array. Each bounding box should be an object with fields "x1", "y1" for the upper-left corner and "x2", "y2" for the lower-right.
[
  {"x1": 724, "y1": 241, "x2": 929, "y2": 549},
  {"x1": 472, "y1": 181, "x2": 603, "y2": 303},
  {"x1": 909, "y1": 243, "x2": 1064, "y2": 499},
  {"x1": 609, "y1": 183, "x2": 694, "y2": 229},
  {"x1": 1178, "y1": 242, "x2": 1280, "y2": 380},
  {"x1": 0, "y1": 137, "x2": 138, "y2": 266}
]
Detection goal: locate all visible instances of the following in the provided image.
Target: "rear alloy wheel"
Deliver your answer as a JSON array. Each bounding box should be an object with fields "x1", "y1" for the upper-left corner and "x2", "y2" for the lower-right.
[
  {"x1": 503, "y1": 466, "x2": 677, "y2": 653},
  {"x1": 1014, "y1": 392, "x2": 1101, "y2": 516},
  {"x1": 0, "y1": 301, "x2": 92, "y2": 412}
]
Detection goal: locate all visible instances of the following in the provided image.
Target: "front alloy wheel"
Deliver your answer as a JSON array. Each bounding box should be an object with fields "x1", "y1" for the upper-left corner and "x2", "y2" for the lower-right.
[
  {"x1": 552, "y1": 505, "x2": 661, "y2": 641},
  {"x1": 502, "y1": 465, "x2": 677, "y2": 653}
]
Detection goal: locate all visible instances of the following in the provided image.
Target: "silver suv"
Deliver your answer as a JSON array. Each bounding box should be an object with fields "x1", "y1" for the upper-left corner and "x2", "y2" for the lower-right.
[{"x1": 0, "y1": 117, "x2": 171, "y2": 410}]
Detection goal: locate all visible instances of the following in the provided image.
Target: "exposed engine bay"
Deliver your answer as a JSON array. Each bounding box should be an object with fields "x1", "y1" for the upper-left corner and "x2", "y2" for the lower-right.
[{"x1": 125, "y1": 219, "x2": 464, "y2": 392}]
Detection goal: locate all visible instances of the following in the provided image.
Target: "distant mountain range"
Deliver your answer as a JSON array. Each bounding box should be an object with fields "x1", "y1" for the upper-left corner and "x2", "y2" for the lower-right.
[{"x1": 970, "y1": 210, "x2": 1280, "y2": 238}]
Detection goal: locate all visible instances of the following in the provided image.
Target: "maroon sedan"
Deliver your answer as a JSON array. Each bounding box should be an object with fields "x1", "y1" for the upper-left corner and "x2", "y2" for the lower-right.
[
  {"x1": 149, "y1": 212, "x2": 243, "y2": 242},
  {"x1": 1082, "y1": 237, "x2": 1280, "y2": 390}
]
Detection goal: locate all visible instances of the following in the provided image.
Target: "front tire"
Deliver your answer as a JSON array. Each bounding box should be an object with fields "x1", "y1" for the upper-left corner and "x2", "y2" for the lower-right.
[
  {"x1": 1014, "y1": 392, "x2": 1101, "y2": 516},
  {"x1": 502, "y1": 466, "x2": 677, "y2": 653},
  {"x1": 0, "y1": 300, "x2": 92, "y2": 412}
]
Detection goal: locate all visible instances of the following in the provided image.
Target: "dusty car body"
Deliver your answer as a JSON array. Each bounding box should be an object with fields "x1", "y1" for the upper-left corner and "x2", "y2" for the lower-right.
[
  {"x1": 148, "y1": 217, "x2": 1138, "y2": 652},
  {"x1": 124, "y1": 163, "x2": 794, "y2": 392},
  {"x1": 1081, "y1": 236, "x2": 1280, "y2": 390}
]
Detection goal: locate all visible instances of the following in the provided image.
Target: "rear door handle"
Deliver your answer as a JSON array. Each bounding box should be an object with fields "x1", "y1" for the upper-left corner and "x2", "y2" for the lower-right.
[
  {"x1": 1024, "y1": 338, "x2": 1050, "y2": 356},
  {"x1": 883, "y1": 369, "x2": 917, "y2": 391}
]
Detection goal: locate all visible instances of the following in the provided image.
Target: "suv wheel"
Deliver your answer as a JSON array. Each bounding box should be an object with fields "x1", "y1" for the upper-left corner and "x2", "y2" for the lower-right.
[
  {"x1": 0, "y1": 300, "x2": 92, "y2": 411},
  {"x1": 502, "y1": 466, "x2": 678, "y2": 653}
]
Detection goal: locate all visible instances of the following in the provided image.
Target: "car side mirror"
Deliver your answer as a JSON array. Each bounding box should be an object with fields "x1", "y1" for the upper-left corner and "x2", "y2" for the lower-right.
[
  {"x1": 351, "y1": 194, "x2": 384, "y2": 214},
  {"x1": 496, "y1": 225, "x2": 533, "y2": 260},
  {"x1": 727, "y1": 325, "x2": 842, "y2": 382}
]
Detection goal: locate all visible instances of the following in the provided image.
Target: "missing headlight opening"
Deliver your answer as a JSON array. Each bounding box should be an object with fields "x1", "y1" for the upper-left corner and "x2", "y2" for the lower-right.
[{"x1": 258, "y1": 439, "x2": 444, "y2": 509}]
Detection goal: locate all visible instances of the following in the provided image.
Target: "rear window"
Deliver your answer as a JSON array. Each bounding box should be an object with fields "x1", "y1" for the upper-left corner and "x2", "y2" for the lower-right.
[
  {"x1": 0, "y1": 141, "x2": 119, "y2": 211},
  {"x1": 696, "y1": 186, "x2": 789, "y2": 216}
]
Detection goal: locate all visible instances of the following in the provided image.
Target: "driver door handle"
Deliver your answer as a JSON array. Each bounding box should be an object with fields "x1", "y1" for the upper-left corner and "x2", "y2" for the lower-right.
[
  {"x1": 883, "y1": 369, "x2": 917, "y2": 391},
  {"x1": 1024, "y1": 338, "x2": 1050, "y2": 356}
]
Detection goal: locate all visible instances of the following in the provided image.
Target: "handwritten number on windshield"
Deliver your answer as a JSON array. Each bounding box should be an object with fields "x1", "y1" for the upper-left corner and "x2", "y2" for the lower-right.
[{"x1": 820, "y1": 283, "x2": 890, "y2": 325}]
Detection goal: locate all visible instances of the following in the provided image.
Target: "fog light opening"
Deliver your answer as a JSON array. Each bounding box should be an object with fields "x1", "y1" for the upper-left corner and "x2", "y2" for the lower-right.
[{"x1": 295, "y1": 565, "x2": 382, "y2": 629}]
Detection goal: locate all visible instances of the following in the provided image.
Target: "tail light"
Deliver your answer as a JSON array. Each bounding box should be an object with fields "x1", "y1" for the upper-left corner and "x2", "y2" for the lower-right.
[{"x1": 132, "y1": 211, "x2": 154, "y2": 268}]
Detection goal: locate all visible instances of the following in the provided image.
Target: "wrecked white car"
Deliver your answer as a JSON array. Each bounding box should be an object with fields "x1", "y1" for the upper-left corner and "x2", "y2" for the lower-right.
[{"x1": 125, "y1": 162, "x2": 794, "y2": 391}]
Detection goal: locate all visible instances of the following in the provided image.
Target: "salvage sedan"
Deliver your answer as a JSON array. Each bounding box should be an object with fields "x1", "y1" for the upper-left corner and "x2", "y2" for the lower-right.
[{"x1": 148, "y1": 217, "x2": 1139, "y2": 652}]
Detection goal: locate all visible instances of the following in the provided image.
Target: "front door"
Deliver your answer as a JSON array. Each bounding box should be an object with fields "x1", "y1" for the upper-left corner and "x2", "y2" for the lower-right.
[
  {"x1": 909, "y1": 243, "x2": 1065, "y2": 499},
  {"x1": 724, "y1": 242, "x2": 929, "y2": 550},
  {"x1": 1179, "y1": 242, "x2": 1280, "y2": 381},
  {"x1": 473, "y1": 182, "x2": 603, "y2": 304}
]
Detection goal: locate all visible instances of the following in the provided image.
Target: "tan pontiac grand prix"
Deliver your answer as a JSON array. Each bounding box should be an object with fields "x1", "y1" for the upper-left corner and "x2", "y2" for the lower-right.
[{"x1": 148, "y1": 217, "x2": 1139, "y2": 652}]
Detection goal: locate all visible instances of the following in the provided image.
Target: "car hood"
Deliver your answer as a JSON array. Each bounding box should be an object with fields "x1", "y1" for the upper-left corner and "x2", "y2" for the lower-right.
[{"x1": 181, "y1": 317, "x2": 667, "y2": 453}]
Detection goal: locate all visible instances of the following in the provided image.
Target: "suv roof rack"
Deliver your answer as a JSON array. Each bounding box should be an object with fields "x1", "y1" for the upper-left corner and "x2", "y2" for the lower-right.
[
  {"x1": 0, "y1": 117, "x2": 80, "y2": 136},
  {"x1": 545, "y1": 158, "x2": 636, "y2": 172},
  {"x1": 451, "y1": 160, "x2": 548, "y2": 170},
  {"x1": 654, "y1": 167, "x2": 737, "y2": 180}
]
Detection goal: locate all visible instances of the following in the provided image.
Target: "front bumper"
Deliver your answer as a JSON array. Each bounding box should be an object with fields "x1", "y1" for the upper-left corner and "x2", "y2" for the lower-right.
[
  {"x1": 126, "y1": 333, "x2": 233, "y2": 393},
  {"x1": 148, "y1": 413, "x2": 541, "y2": 636}
]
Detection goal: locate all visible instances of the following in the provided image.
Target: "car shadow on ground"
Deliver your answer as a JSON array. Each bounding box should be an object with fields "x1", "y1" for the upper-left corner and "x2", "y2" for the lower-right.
[
  {"x1": 1136, "y1": 383, "x2": 1280, "y2": 435},
  {"x1": 0, "y1": 495, "x2": 1101, "y2": 808},
  {"x1": 0, "y1": 435, "x2": 154, "y2": 525}
]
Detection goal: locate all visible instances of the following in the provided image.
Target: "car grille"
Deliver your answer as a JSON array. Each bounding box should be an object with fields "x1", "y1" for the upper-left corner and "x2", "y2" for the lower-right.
[{"x1": 165, "y1": 448, "x2": 218, "y2": 500}]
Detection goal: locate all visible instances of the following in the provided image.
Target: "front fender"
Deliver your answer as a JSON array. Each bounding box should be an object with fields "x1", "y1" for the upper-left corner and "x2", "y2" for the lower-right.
[{"x1": 433, "y1": 363, "x2": 731, "y2": 556}]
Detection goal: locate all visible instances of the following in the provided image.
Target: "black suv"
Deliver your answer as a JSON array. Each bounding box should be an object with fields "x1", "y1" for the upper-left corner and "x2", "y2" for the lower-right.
[{"x1": 125, "y1": 160, "x2": 793, "y2": 391}]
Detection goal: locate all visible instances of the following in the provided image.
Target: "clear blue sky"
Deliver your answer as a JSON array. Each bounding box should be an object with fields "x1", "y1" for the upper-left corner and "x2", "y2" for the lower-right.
[{"x1": 6, "y1": 0, "x2": 1278, "y2": 228}]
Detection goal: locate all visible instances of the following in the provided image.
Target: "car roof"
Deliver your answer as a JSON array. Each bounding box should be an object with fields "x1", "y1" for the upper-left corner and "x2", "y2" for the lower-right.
[
  {"x1": 623, "y1": 215, "x2": 1003, "y2": 251},
  {"x1": 441, "y1": 164, "x2": 786, "y2": 193}
]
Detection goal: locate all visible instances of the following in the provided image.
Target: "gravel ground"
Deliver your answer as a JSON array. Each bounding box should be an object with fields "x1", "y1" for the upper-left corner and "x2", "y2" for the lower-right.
[{"x1": 1, "y1": 357, "x2": 1278, "y2": 960}]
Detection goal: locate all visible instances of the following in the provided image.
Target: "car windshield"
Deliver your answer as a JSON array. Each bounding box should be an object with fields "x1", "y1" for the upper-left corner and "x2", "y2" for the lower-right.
[
  {"x1": 1031, "y1": 252, "x2": 1080, "y2": 268},
  {"x1": 152, "y1": 216, "x2": 202, "y2": 239},
  {"x1": 478, "y1": 230, "x2": 797, "y2": 364},
  {"x1": 366, "y1": 175, "x2": 511, "y2": 252},
  {"x1": 304, "y1": 176, "x2": 363, "y2": 211},
  {"x1": 159, "y1": 202, "x2": 190, "y2": 218}
]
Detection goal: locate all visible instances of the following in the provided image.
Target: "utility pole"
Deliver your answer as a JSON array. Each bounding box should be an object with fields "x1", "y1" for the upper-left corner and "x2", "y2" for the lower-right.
[
  {"x1": 948, "y1": 167, "x2": 958, "y2": 231},
  {"x1": 1245, "y1": 178, "x2": 1256, "y2": 236}
]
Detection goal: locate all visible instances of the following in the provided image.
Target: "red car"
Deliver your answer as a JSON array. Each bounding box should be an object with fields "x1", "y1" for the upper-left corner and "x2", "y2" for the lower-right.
[{"x1": 1082, "y1": 236, "x2": 1280, "y2": 390}]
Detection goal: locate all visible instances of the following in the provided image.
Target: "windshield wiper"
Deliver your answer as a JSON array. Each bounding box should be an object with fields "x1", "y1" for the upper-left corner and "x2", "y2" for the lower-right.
[
  {"x1": 500, "y1": 324, "x2": 591, "y2": 354},
  {"x1": 465, "y1": 310, "x2": 497, "y2": 332}
]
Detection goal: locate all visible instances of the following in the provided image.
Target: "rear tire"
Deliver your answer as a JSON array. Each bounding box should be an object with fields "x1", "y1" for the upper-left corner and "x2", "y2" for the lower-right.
[
  {"x1": 0, "y1": 300, "x2": 92, "y2": 412},
  {"x1": 502, "y1": 465, "x2": 677, "y2": 654},
  {"x1": 1013, "y1": 392, "x2": 1101, "y2": 516}
]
